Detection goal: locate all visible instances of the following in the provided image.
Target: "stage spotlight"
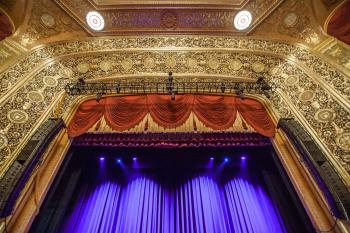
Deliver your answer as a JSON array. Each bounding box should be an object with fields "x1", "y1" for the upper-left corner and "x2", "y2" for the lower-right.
[
  {"x1": 241, "y1": 156, "x2": 246, "y2": 160},
  {"x1": 78, "y1": 78, "x2": 85, "y2": 85},
  {"x1": 210, "y1": 157, "x2": 214, "y2": 160},
  {"x1": 220, "y1": 83, "x2": 225, "y2": 93},
  {"x1": 171, "y1": 90, "x2": 176, "y2": 100},
  {"x1": 115, "y1": 82, "x2": 121, "y2": 93},
  {"x1": 235, "y1": 84, "x2": 244, "y2": 99},
  {"x1": 257, "y1": 76, "x2": 264, "y2": 84},
  {"x1": 99, "y1": 157, "x2": 105, "y2": 161},
  {"x1": 224, "y1": 157, "x2": 229, "y2": 162},
  {"x1": 117, "y1": 159, "x2": 122, "y2": 163},
  {"x1": 133, "y1": 157, "x2": 137, "y2": 161},
  {"x1": 96, "y1": 92, "x2": 102, "y2": 102}
]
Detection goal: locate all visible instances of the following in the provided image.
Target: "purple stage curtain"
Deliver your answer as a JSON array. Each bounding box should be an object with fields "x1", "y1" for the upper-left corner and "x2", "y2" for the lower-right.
[
  {"x1": 68, "y1": 95, "x2": 275, "y2": 138},
  {"x1": 59, "y1": 175, "x2": 286, "y2": 233}
]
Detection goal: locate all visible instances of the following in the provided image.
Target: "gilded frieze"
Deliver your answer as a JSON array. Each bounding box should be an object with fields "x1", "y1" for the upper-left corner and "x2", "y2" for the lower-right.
[
  {"x1": 1, "y1": 36, "x2": 349, "y2": 105},
  {"x1": 54, "y1": 0, "x2": 282, "y2": 35},
  {"x1": 0, "y1": 47, "x2": 349, "y2": 177}
]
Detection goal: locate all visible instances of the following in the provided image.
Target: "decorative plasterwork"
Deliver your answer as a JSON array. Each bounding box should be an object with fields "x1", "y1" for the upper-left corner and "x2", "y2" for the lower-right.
[
  {"x1": 254, "y1": 0, "x2": 326, "y2": 46},
  {"x1": 0, "y1": 39, "x2": 24, "y2": 72},
  {"x1": 54, "y1": 0, "x2": 283, "y2": 35},
  {"x1": 1, "y1": 37, "x2": 349, "y2": 105},
  {"x1": 0, "y1": 36, "x2": 349, "y2": 184},
  {"x1": 18, "y1": 0, "x2": 84, "y2": 46},
  {"x1": 316, "y1": 38, "x2": 350, "y2": 73},
  {"x1": 91, "y1": 0, "x2": 247, "y2": 7}
]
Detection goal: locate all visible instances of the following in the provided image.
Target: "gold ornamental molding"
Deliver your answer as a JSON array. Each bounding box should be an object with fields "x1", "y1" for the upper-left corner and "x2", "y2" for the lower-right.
[
  {"x1": 54, "y1": 0, "x2": 284, "y2": 35},
  {"x1": 89, "y1": 0, "x2": 248, "y2": 8},
  {"x1": 0, "y1": 35, "x2": 349, "y2": 185}
]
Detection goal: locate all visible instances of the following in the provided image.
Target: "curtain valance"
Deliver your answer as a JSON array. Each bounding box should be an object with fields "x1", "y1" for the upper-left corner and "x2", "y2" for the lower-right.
[{"x1": 68, "y1": 95, "x2": 275, "y2": 137}]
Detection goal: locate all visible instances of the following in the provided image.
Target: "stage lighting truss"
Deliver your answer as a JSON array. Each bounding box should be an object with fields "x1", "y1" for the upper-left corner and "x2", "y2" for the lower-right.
[{"x1": 65, "y1": 73, "x2": 275, "y2": 100}]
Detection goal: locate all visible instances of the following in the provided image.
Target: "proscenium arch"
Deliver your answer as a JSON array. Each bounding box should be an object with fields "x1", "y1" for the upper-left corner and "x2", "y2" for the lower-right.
[
  {"x1": 0, "y1": 36, "x2": 349, "y2": 186},
  {"x1": 2, "y1": 92, "x2": 344, "y2": 233}
]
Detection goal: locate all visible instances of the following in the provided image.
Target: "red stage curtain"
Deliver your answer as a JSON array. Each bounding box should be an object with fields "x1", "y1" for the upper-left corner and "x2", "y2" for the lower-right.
[
  {"x1": 67, "y1": 98, "x2": 106, "y2": 137},
  {"x1": 327, "y1": 1, "x2": 350, "y2": 45},
  {"x1": 67, "y1": 95, "x2": 275, "y2": 137},
  {"x1": 147, "y1": 94, "x2": 194, "y2": 128},
  {"x1": 193, "y1": 95, "x2": 237, "y2": 130},
  {"x1": 236, "y1": 98, "x2": 275, "y2": 137},
  {"x1": 104, "y1": 95, "x2": 148, "y2": 131}
]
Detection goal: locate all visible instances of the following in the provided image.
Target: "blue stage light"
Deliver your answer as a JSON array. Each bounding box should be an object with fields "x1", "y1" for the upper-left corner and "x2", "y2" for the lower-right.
[
  {"x1": 210, "y1": 157, "x2": 214, "y2": 160},
  {"x1": 99, "y1": 157, "x2": 105, "y2": 161},
  {"x1": 224, "y1": 157, "x2": 229, "y2": 162},
  {"x1": 133, "y1": 157, "x2": 137, "y2": 161},
  {"x1": 117, "y1": 159, "x2": 122, "y2": 163},
  {"x1": 241, "y1": 156, "x2": 246, "y2": 160}
]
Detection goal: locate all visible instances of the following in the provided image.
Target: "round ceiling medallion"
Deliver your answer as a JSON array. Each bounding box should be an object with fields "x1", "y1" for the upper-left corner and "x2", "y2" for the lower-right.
[
  {"x1": 121, "y1": 59, "x2": 133, "y2": 71},
  {"x1": 59, "y1": 67, "x2": 73, "y2": 79},
  {"x1": 161, "y1": 11, "x2": 177, "y2": 30},
  {"x1": 314, "y1": 109, "x2": 336, "y2": 123},
  {"x1": 285, "y1": 75, "x2": 299, "y2": 86},
  {"x1": 41, "y1": 13, "x2": 56, "y2": 28},
  {"x1": 143, "y1": 57, "x2": 155, "y2": 69},
  {"x1": 0, "y1": 133, "x2": 8, "y2": 150},
  {"x1": 283, "y1": 12, "x2": 298, "y2": 28},
  {"x1": 100, "y1": 60, "x2": 112, "y2": 72},
  {"x1": 269, "y1": 66, "x2": 283, "y2": 77},
  {"x1": 165, "y1": 56, "x2": 177, "y2": 68},
  {"x1": 336, "y1": 133, "x2": 350, "y2": 151},
  {"x1": 234, "y1": 10, "x2": 252, "y2": 31},
  {"x1": 208, "y1": 58, "x2": 220, "y2": 70},
  {"x1": 28, "y1": 91, "x2": 44, "y2": 102},
  {"x1": 187, "y1": 58, "x2": 198, "y2": 69},
  {"x1": 7, "y1": 110, "x2": 29, "y2": 124},
  {"x1": 228, "y1": 59, "x2": 242, "y2": 71},
  {"x1": 86, "y1": 11, "x2": 105, "y2": 31},
  {"x1": 299, "y1": 90, "x2": 315, "y2": 102},
  {"x1": 43, "y1": 76, "x2": 58, "y2": 87},
  {"x1": 77, "y1": 63, "x2": 90, "y2": 73},
  {"x1": 252, "y1": 61, "x2": 265, "y2": 73}
]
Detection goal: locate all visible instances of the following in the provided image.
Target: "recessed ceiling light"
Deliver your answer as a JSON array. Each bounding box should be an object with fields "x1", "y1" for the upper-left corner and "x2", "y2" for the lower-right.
[
  {"x1": 234, "y1": 10, "x2": 252, "y2": 31},
  {"x1": 86, "y1": 11, "x2": 105, "y2": 31}
]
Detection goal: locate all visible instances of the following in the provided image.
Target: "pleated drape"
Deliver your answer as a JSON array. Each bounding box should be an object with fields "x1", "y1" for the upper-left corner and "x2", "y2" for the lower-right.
[
  {"x1": 104, "y1": 95, "x2": 148, "y2": 131},
  {"x1": 59, "y1": 176, "x2": 287, "y2": 233},
  {"x1": 193, "y1": 95, "x2": 237, "y2": 130},
  {"x1": 236, "y1": 98, "x2": 275, "y2": 138},
  {"x1": 68, "y1": 98, "x2": 105, "y2": 137},
  {"x1": 67, "y1": 95, "x2": 275, "y2": 138},
  {"x1": 147, "y1": 94, "x2": 194, "y2": 128}
]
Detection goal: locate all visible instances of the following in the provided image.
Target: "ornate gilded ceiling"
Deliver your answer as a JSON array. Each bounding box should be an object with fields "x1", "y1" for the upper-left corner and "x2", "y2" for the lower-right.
[
  {"x1": 91, "y1": 0, "x2": 246, "y2": 6},
  {"x1": 54, "y1": 0, "x2": 283, "y2": 35},
  {"x1": 0, "y1": 0, "x2": 342, "y2": 48}
]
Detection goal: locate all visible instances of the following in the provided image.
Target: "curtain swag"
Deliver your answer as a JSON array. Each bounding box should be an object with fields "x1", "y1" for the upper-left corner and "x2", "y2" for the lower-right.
[{"x1": 68, "y1": 95, "x2": 275, "y2": 137}]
